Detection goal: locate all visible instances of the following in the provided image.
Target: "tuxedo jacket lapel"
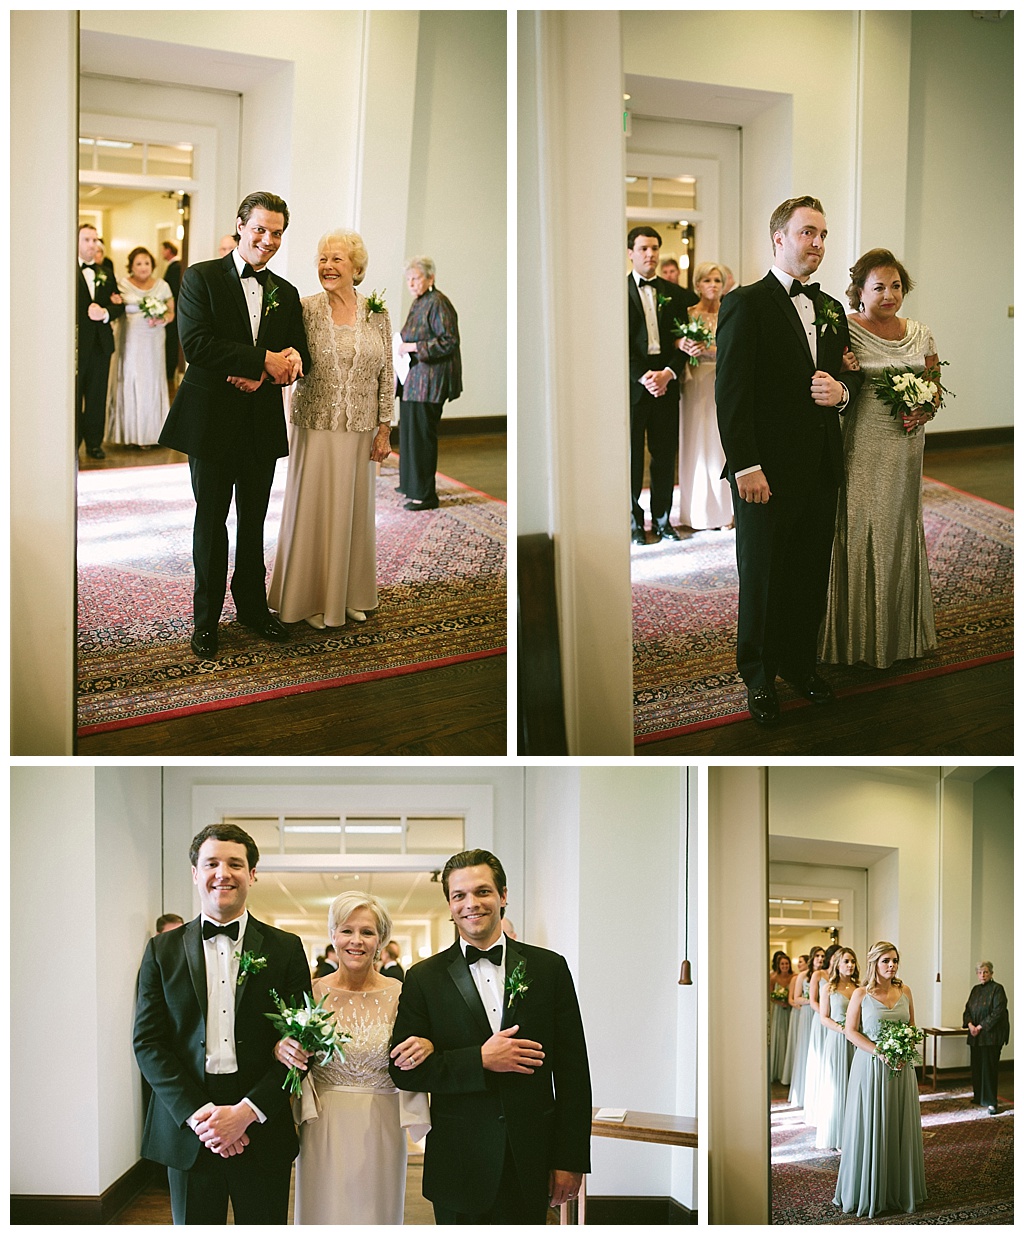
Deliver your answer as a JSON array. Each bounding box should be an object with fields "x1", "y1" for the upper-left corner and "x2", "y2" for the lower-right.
[
  {"x1": 447, "y1": 946, "x2": 492, "y2": 1040},
  {"x1": 255, "y1": 276, "x2": 276, "y2": 348},
  {"x1": 236, "y1": 918, "x2": 264, "y2": 1011},
  {"x1": 627, "y1": 273, "x2": 643, "y2": 318},
  {"x1": 221, "y1": 254, "x2": 253, "y2": 337},
  {"x1": 182, "y1": 917, "x2": 208, "y2": 1016},
  {"x1": 500, "y1": 937, "x2": 524, "y2": 1028}
]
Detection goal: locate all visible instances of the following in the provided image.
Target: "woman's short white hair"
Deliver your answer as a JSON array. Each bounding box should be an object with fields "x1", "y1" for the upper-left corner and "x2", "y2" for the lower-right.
[
  {"x1": 327, "y1": 890, "x2": 392, "y2": 946},
  {"x1": 317, "y1": 229, "x2": 368, "y2": 285},
  {"x1": 404, "y1": 255, "x2": 435, "y2": 280},
  {"x1": 977, "y1": 960, "x2": 994, "y2": 972}
]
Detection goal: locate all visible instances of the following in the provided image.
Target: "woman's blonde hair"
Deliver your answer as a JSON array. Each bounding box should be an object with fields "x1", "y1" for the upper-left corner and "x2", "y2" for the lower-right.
[
  {"x1": 317, "y1": 229, "x2": 368, "y2": 285},
  {"x1": 827, "y1": 947, "x2": 860, "y2": 993},
  {"x1": 692, "y1": 262, "x2": 726, "y2": 290},
  {"x1": 327, "y1": 891, "x2": 392, "y2": 951},
  {"x1": 864, "y1": 940, "x2": 902, "y2": 991}
]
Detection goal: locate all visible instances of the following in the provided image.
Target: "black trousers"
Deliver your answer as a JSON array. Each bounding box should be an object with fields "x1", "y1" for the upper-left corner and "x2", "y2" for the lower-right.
[
  {"x1": 399, "y1": 399, "x2": 444, "y2": 501},
  {"x1": 167, "y1": 1074, "x2": 293, "y2": 1225},
  {"x1": 969, "y1": 1043, "x2": 1001, "y2": 1107},
  {"x1": 188, "y1": 446, "x2": 278, "y2": 631},
  {"x1": 432, "y1": 1138, "x2": 549, "y2": 1225},
  {"x1": 77, "y1": 342, "x2": 111, "y2": 450},
  {"x1": 630, "y1": 385, "x2": 679, "y2": 529},
  {"x1": 730, "y1": 449, "x2": 839, "y2": 690}
]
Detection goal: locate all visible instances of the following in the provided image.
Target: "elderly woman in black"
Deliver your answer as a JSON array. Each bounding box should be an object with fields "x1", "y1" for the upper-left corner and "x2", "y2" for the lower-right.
[
  {"x1": 396, "y1": 257, "x2": 462, "y2": 511},
  {"x1": 963, "y1": 960, "x2": 1009, "y2": 1114}
]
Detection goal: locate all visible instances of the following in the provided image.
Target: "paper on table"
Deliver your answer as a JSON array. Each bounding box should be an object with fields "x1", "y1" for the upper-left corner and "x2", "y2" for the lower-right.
[
  {"x1": 393, "y1": 332, "x2": 410, "y2": 385},
  {"x1": 595, "y1": 1108, "x2": 627, "y2": 1122}
]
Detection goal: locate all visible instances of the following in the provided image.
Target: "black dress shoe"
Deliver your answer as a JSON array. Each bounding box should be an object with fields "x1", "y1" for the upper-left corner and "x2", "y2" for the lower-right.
[
  {"x1": 631, "y1": 528, "x2": 647, "y2": 546},
  {"x1": 747, "y1": 685, "x2": 780, "y2": 725},
  {"x1": 783, "y1": 672, "x2": 835, "y2": 704},
  {"x1": 655, "y1": 522, "x2": 681, "y2": 541},
  {"x1": 190, "y1": 628, "x2": 218, "y2": 659},
  {"x1": 987, "y1": 1104, "x2": 998, "y2": 1115},
  {"x1": 240, "y1": 613, "x2": 290, "y2": 642},
  {"x1": 87, "y1": 447, "x2": 106, "y2": 459},
  {"x1": 404, "y1": 498, "x2": 439, "y2": 511}
]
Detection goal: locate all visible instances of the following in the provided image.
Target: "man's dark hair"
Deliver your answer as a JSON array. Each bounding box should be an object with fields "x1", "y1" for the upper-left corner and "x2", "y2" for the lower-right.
[
  {"x1": 442, "y1": 848, "x2": 507, "y2": 915},
  {"x1": 769, "y1": 195, "x2": 825, "y2": 245},
  {"x1": 155, "y1": 913, "x2": 184, "y2": 932},
  {"x1": 234, "y1": 191, "x2": 290, "y2": 241},
  {"x1": 189, "y1": 823, "x2": 260, "y2": 871},
  {"x1": 628, "y1": 225, "x2": 662, "y2": 250},
  {"x1": 162, "y1": 241, "x2": 179, "y2": 257}
]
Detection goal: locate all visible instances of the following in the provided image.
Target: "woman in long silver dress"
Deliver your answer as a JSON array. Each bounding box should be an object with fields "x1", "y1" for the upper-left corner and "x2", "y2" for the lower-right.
[
  {"x1": 821, "y1": 248, "x2": 941, "y2": 668},
  {"x1": 274, "y1": 892, "x2": 431, "y2": 1223}
]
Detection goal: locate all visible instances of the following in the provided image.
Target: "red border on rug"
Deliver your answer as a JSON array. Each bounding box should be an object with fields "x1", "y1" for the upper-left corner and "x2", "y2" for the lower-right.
[
  {"x1": 634, "y1": 651, "x2": 1013, "y2": 745},
  {"x1": 78, "y1": 645, "x2": 507, "y2": 736}
]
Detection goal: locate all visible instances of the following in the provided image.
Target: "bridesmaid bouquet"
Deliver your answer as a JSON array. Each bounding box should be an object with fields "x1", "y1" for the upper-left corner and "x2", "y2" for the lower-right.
[
  {"x1": 770, "y1": 988, "x2": 789, "y2": 1003},
  {"x1": 873, "y1": 1021, "x2": 924, "y2": 1076},
  {"x1": 671, "y1": 315, "x2": 715, "y2": 366},
  {"x1": 265, "y1": 989, "x2": 352, "y2": 1096},
  {"x1": 138, "y1": 295, "x2": 168, "y2": 320},
  {"x1": 873, "y1": 363, "x2": 952, "y2": 434}
]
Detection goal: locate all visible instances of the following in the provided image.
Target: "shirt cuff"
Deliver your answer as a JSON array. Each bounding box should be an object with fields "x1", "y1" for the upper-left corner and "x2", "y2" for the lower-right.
[
  {"x1": 734, "y1": 464, "x2": 762, "y2": 478},
  {"x1": 835, "y1": 381, "x2": 849, "y2": 410},
  {"x1": 187, "y1": 1104, "x2": 213, "y2": 1131},
  {"x1": 242, "y1": 1097, "x2": 267, "y2": 1124}
]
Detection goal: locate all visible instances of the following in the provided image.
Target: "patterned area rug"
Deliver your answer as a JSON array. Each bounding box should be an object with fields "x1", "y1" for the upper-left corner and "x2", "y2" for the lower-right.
[
  {"x1": 633, "y1": 479, "x2": 1013, "y2": 742},
  {"x1": 771, "y1": 1083, "x2": 1013, "y2": 1224},
  {"x1": 77, "y1": 462, "x2": 506, "y2": 733}
]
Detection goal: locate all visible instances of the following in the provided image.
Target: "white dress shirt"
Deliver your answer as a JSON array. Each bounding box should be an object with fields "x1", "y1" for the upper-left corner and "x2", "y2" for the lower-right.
[
  {"x1": 461, "y1": 936, "x2": 506, "y2": 1035},
  {"x1": 192, "y1": 910, "x2": 266, "y2": 1126},
  {"x1": 232, "y1": 247, "x2": 264, "y2": 343},
  {"x1": 632, "y1": 269, "x2": 662, "y2": 354}
]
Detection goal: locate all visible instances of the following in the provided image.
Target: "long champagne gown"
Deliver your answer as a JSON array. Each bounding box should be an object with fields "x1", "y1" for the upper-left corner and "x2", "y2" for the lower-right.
[
  {"x1": 677, "y1": 322, "x2": 732, "y2": 529},
  {"x1": 821, "y1": 318, "x2": 938, "y2": 668},
  {"x1": 833, "y1": 991, "x2": 927, "y2": 1217},
  {"x1": 107, "y1": 277, "x2": 172, "y2": 446},
  {"x1": 295, "y1": 980, "x2": 412, "y2": 1224}
]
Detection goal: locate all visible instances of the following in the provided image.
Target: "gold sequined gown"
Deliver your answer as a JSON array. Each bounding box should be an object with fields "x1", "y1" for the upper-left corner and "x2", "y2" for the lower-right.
[
  {"x1": 295, "y1": 978, "x2": 408, "y2": 1224},
  {"x1": 821, "y1": 318, "x2": 937, "y2": 668}
]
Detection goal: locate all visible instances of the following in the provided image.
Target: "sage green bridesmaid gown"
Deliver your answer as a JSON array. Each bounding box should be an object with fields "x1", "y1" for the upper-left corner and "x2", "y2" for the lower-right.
[
  {"x1": 833, "y1": 991, "x2": 927, "y2": 1217},
  {"x1": 815, "y1": 990, "x2": 854, "y2": 1150},
  {"x1": 769, "y1": 985, "x2": 792, "y2": 1082},
  {"x1": 786, "y1": 980, "x2": 814, "y2": 1104}
]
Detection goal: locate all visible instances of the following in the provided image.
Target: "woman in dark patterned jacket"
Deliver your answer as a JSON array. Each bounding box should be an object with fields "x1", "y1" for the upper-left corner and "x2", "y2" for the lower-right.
[
  {"x1": 396, "y1": 257, "x2": 462, "y2": 510},
  {"x1": 963, "y1": 960, "x2": 1010, "y2": 1113}
]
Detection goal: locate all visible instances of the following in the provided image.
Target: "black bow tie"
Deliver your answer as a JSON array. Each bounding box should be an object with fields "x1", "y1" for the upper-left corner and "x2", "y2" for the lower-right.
[
  {"x1": 203, "y1": 920, "x2": 240, "y2": 941},
  {"x1": 82, "y1": 263, "x2": 97, "y2": 272},
  {"x1": 639, "y1": 278, "x2": 658, "y2": 289},
  {"x1": 241, "y1": 263, "x2": 269, "y2": 286},
  {"x1": 790, "y1": 281, "x2": 819, "y2": 299},
  {"x1": 466, "y1": 944, "x2": 503, "y2": 966}
]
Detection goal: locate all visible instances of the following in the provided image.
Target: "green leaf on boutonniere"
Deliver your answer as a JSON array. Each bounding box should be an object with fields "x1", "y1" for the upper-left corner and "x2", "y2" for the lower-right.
[
  {"x1": 365, "y1": 289, "x2": 387, "y2": 317},
  {"x1": 814, "y1": 301, "x2": 840, "y2": 337},
  {"x1": 656, "y1": 292, "x2": 672, "y2": 311},
  {"x1": 234, "y1": 950, "x2": 268, "y2": 984},
  {"x1": 506, "y1": 959, "x2": 530, "y2": 1011},
  {"x1": 94, "y1": 268, "x2": 108, "y2": 287},
  {"x1": 263, "y1": 286, "x2": 280, "y2": 316}
]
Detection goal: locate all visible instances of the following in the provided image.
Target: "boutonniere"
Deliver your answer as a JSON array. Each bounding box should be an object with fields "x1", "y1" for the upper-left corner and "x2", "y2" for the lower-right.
[
  {"x1": 365, "y1": 289, "x2": 387, "y2": 317},
  {"x1": 234, "y1": 950, "x2": 268, "y2": 984},
  {"x1": 263, "y1": 285, "x2": 280, "y2": 316},
  {"x1": 656, "y1": 292, "x2": 672, "y2": 311},
  {"x1": 93, "y1": 267, "x2": 108, "y2": 287},
  {"x1": 506, "y1": 959, "x2": 530, "y2": 1011},
  {"x1": 814, "y1": 301, "x2": 840, "y2": 337}
]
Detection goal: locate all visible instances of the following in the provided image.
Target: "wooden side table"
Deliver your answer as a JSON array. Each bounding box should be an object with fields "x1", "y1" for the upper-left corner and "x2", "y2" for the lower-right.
[
  {"x1": 560, "y1": 1109, "x2": 699, "y2": 1224},
  {"x1": 921, "y1": 1027, "x2": 969, "y2": 1090}
]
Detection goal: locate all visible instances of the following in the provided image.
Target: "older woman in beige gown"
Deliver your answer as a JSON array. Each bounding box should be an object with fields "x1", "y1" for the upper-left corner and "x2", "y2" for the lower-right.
[
  {"x1": 268, "y1": 229, "x2": 393, "y2": 629},
  {"x1": 275, "y1": 892, "x2": 431, "y2": 1224}
]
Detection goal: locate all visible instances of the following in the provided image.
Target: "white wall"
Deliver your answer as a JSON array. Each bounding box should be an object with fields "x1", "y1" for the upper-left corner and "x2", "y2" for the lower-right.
[
  {"x1": 11, "y1": 767, "x2": 163, "y2": 1197},
  {"x1": 769, "y1": 861, "x2": 868, "y2": 962},
  {"x1": 971, "y1": 770, "x2": 1013, "y2": 1057}
]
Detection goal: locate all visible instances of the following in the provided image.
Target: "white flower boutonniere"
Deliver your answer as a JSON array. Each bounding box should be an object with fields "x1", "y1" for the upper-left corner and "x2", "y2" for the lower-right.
[
  {"x1": 234, "y1": 950, "x2": 268, "y2": 985},
  {"x1": 93, "y1": 267, "x2": 108, "y2": 287},
  {"x1": 263, "y1": 285, "x2": 280, "y2": 316},
  {"x1": 506, "y1": 959, "x2": 530, "y2": 1012},
  {"x1": 814, "y1": 301, "x2": 841, "y2": 337},
  {"x1": 365, "y1": 289, "x2": 387, "y2": 318}
]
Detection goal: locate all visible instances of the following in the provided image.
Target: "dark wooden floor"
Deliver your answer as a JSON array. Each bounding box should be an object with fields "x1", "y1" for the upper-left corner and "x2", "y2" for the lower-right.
[
  {"x1": 76, "y1": 433, "x2": 506, "y2": 757},
  {"x1": 639, "y1": 441, "x2": 1013, "y2": 757}
]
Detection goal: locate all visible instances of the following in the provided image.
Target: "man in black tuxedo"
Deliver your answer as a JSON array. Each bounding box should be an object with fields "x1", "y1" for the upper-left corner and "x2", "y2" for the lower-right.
[
  {"x1": 134, "y1": 823, "x2": 310, "y2": 1224},
  {"x1": 627, "y1": 227, "x2": 698, "y2": 544},
  {"x1": 159, "y1": 191, "x2": 311, "y2": 660},
  {"x1": 77, "y1": 223, "x2": 125, "y2": 459},
  {"x1": 715, "y1": 195, "x2": 864, "y2": 725},
  {"x1": 162, "y1": 241, "x2": 183, "y2": 383},
  {"x1": 389, "y1": 849, "x2": 591, "y2": 1224},
  {"x1": 380, "y1": 940, "x2": 405, "y2": 981}
]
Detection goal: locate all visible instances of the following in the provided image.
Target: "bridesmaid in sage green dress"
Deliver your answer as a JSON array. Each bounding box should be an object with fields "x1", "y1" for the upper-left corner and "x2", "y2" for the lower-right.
[
  {"x1": 769, "y1": 952, "x2": 793, "y2": 1082},
  {"x1": 834, "y1": 941, "x2": 927, "y2": 1217},
  {"x1": 787, "y1": 947, "x2": 825, "y2": 1106},
  {"x1": 815, "y1": 947, "x2": 858, "y2": 1151},
  {"x1": 803, "y1": 944, "x2": 838, "y2": 1125},
  {"x1": 780, "y1": 954, "x2": 808, "y2": 1086}
]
